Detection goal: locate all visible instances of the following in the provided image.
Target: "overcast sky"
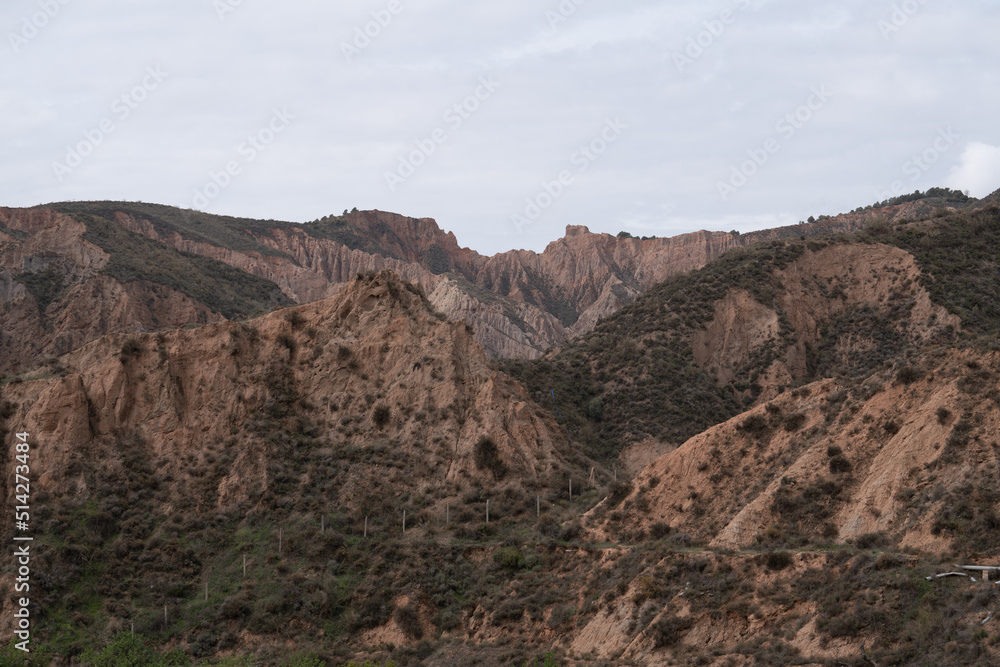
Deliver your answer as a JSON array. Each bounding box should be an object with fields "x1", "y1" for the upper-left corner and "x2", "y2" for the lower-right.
[{"x1": 2, "y1": 0, "x2": 999, "y2": 254}]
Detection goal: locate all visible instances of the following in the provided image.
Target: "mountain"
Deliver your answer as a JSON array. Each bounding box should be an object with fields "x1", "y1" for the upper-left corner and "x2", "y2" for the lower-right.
[
  {"x1": 0, "y1": 271, "x2": 589, "y2": 664},
  {"x1": 1, "y1": 197, "x2": 891, "y2": 375},
  {"x1": 3, "y1": 192, "x2": 1000, "y2": 665},
  {"x1": 505, "y1": 203, "x2": 1000, "y2": 465}
]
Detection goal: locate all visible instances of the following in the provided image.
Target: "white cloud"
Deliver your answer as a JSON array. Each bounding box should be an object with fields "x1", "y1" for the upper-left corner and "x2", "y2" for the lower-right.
[
  {"x1": 945, "y1": 142, "x2": 1000, "y2": 198},
  {"x1": 1, "y1": 0, "x2": 999, "y2": 254}
]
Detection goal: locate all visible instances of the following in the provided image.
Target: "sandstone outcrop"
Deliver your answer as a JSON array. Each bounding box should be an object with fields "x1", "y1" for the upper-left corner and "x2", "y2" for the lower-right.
[
  {"x1": 0, "y1": 198, "x2": 942, "y2": 375},
  {"x1": 1, "y1": 271, "x2": 571, "y2": 508}
]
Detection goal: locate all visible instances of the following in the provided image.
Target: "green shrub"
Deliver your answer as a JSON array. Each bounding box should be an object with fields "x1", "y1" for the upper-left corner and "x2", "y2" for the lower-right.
[
  {"x1": 895, "y1": 365, "x2": 924, "y2": 385},
  {"x1": 473, "y1": 436, "x2": 507, "y2": 480},
  {"x1": 81, "y1": 633, "x2": 159, "y2": 667},
  {"x1": 422, "y1": 244, "x2": 450, "y2": 275},
  {"x1": 829, "y1": 455, "x2": 852, "y2": 474},
  {"x1": 652, "y1": 614, "x2": 692, "y2": 647},
  {"x1": 765, "y1": 551, "x2": 793, "y2": 571},
  {"x1": 494, "y1": 546, "x2": 526, "y2": 571},
  {"x1": 605, "y1": 481, "x2": 632, "y2": 509},
  {"x1": 559, "y1": 522, "x2": 582, "y2": 542},
  {"x1": 372, "y1": 404, "x2": 391, "y2": 429},
  {"x1": 349, "y1": 590, "x2": 392, "y2": 632},
  {"x1": 0, "y1": 640, "x2": 52, "y2": 666},
  {"x1": 783, "y1": 412, "x2": 807, "y2": 432},
  {"x1": 119, "y1": 337, "x2": 144, "y2": 363},
  {"x1": 738, "y1": 414, "x2": 771, "y2": 438},
  {"x1": 649, "y1": 522, "x2": 671, "y2": 540},
  {"x1": 394, "y1": 602, "x2": 423, "y2": 640},
  {"x1": 854, "y1": 532, "x2": 888, "y2": 550}
]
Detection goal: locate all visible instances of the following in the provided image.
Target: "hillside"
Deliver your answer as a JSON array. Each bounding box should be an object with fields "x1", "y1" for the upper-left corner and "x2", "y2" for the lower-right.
[
  {"x1": 506, "y1": 204, "x2": 1000, "y2": 466},
  {"x1": 1, "y1": 197, "x2": 894, "y2": 376},
  {"x1": 0, "y1": 208, "x2": 289, "y2": 375},
  {"x1": 0, "y1": 271, "x2": 598, "y2": 664},
  {"x1": 3, "y1": 194, "x2": 1000, "y2": 665}
]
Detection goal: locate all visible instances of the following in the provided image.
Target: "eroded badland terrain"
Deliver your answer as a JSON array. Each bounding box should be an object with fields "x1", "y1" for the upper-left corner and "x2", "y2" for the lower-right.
[{"x1": 3, "y1": 188, "x2": 1000, "y2": 665}]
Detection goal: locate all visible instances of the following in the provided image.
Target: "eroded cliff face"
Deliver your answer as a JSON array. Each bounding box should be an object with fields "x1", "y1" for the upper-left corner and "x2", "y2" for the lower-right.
[
  {"x1": 0, "y1": 271, "x2": 571, "y2": 508},
  {"x1": 691, "y1": 242, "x2": 959, "y2": 397},
  {"x1": 0, "y1": 206, "x2": 62, "y2": 236},
  {"x1": 0, "y1": 271, "x2": 582, "y2": 657},
  {"x1": 585, "y1": 241, "x2": 979, "y2": 555},
  {"x1": 111, "y1": 210, "x2": 565, "y2": 360},
  {"x1": 0, "y1": 213, "x2": 221, "y2": 374},
  {"x1": 587, "y1": 346, "x2": 998, "y2": 558},
  {"x1": 0, "y1": 199, "x2": 948, "y2": 376}
]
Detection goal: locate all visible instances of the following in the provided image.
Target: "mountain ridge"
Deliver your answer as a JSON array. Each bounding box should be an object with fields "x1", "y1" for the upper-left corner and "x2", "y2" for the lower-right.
[
  {"x1": 3, "y1": 193, "x2": 939, "y2": 375},
  {"x1": 3, "y1": 191, "x2": 1000, "y2": 664}
]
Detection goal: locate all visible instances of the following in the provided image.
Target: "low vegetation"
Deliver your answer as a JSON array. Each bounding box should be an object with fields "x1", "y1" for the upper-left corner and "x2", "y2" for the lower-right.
[
  {"x1": 882, "y1": 205, "x2": 1000, "y2": 336},
  {"x1": 301, "y1": 215, "x2": 399, "y2": 258},
  {"x1": 49, "y1": 201, "x2": 295, "y2": 259},
  {"x1": 77, "y1": 214, "x2": 291, "y2": 319},
  {"x1": 505, "y1": 240, "x2": 807, "y2": 461},
  {"x1": 13, "y1": 266, "x2": 67, "y2": 315}
]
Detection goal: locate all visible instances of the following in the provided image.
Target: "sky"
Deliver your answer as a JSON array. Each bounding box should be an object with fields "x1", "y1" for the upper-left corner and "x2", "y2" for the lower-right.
[{"x1": 2, "y1": 0, "x2": 999, "y2": 255}]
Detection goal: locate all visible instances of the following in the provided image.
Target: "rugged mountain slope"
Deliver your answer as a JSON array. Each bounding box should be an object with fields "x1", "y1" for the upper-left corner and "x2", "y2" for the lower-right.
[
  {"x1": 565, "y1": 346, "x2": 1000, "y2": 666},
  {"x1": 2, "y1": 192, "x2": 999, "y2": 665},
  {"x1": 588, "y1": 351, "x2": 1000, "y2": 553},
  {"x1": 1, "y1": 198, "x2": 891, "y2": 377},
  {"x1": 0, "y1": 209, "x2": 272, "y2": 375},
  {"x1": 507, "y1": 204, "x2": 1000, "y2": 467},
  {"x1": 0, "y1": 271, "x2": 589, "y2": 661},
  {"x1": 46, "y1": 202, "x2": 570, "y2": 363}
]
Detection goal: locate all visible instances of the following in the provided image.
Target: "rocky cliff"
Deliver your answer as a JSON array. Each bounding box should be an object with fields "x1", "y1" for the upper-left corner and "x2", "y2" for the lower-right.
[
  {"x1": 1, "y1": 270, "x2": 570, "y2": 499},
  {"x1": 0, "y1": 199, "x2": 902, "y2": 377},
  {"x1": 0, "y1": 212, "x2": 224, "y2": 375},
  {"x1": 0, "y1": 271, "x2": 584, "y2": 657},
  {"x1": 2, "y1": 198, "x2": 998, "y2": 665}
]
